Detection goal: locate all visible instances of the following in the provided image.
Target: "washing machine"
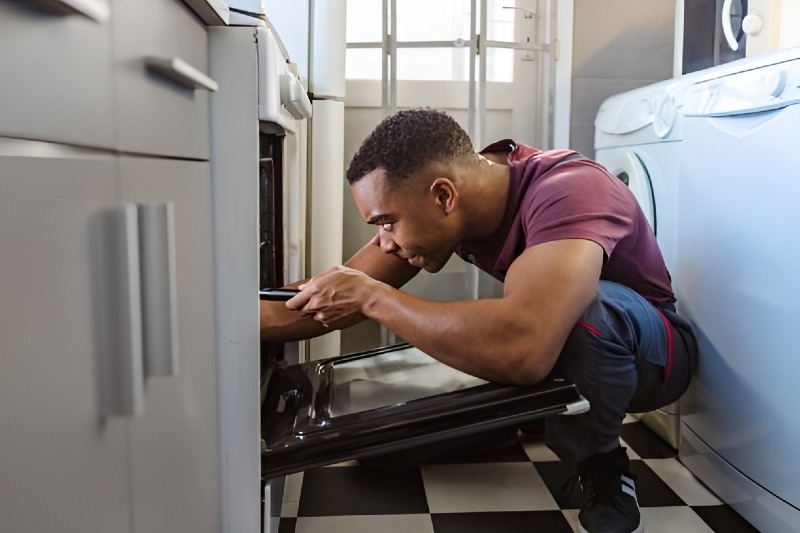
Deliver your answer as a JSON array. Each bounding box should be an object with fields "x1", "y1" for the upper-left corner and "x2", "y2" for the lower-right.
[
  {"x1": 594, "y1": 75, "x2": 698, "y2": 448},
  {"x1": 676, "y1": 47, "x2": 800, "y2": 532}
]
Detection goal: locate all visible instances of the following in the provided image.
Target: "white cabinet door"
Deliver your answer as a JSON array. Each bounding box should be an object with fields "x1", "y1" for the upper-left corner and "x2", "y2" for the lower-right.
[
  {"x1": 0, "y1": 1, "x2": 114, "y2": 147},
  {"x1": 0, "y1": 147, "x2": 131, "y2": 533},
  {"x1": 118, "y1": 157, "x2": 220, "y2": 533},
  {"x1": 111, "y1": 0, "x2": 211, "y2": 159}
]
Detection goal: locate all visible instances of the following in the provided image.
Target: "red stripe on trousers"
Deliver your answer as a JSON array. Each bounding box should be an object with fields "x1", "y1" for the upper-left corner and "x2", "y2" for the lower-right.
[
  {"x1": 577, "y1": 321, "x2": 602, "y2": 337},
  {"x1": 655, "y1": 310, "x2": 675, "y2": 382}
]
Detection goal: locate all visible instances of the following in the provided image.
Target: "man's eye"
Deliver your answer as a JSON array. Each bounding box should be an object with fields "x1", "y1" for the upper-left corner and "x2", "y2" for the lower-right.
[{"x1": 382, "y1": 223, "x2": 393, "y2": 231}]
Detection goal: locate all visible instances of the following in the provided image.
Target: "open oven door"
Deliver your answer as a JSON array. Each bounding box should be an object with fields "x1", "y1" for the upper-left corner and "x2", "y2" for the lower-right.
[{"x1": 261, "y1": 342, "x2": 589, "y2": 479}]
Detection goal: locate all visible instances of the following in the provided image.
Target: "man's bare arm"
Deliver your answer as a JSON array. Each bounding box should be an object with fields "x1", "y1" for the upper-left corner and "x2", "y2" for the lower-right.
[
  {"x1": 296, "y1": 239, "x2": 603, "y2": 385},
  {"x1": 259, "y1": 241, "x2": 419, "y2": 342}
]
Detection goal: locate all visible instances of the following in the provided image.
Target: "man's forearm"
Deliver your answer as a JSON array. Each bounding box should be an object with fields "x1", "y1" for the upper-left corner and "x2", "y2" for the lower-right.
[
  {"x1": 260, "y1": 300, "x2": 367, "y2": 342},
  {"x1": 361, "y1": 286, "x2": 558, "y2": 385}
]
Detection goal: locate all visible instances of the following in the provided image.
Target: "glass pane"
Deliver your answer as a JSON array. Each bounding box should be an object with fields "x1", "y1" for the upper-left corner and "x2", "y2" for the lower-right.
[
  {"x1": 487, "y1": 0, "x2": 516, "y2": 42},
  {"x1": 330, "y1": 346, "x2": 487, "y2": 416},
  {"x1": 396, "y1": 0, "x2": 472, "y2": 42},
  {"x1": 346, "y1": 48, "x2": 383, "y2": 80},
  {"x1": 486, "y1": 47, "x2": 514, "y2": 82},
  {"x1": 397, "y1": 47, "x2": 470, "y2": 81},
  {"x1": 346, "y1": 0, "x2": 383, "y2": 43}
]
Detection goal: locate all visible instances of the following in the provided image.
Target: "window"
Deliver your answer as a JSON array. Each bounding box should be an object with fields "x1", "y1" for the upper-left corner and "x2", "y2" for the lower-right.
[{"x1": 345, "y1": 0, "x2": 517, "y2": 82}]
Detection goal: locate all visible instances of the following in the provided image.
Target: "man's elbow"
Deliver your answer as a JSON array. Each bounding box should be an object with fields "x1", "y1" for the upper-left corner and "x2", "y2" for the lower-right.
[{"x1": 502, "y1": 345, "x2": 559, "y2": 386}]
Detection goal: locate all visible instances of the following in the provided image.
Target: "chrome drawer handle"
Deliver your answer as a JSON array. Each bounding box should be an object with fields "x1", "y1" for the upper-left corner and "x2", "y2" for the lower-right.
[
  {"x1": 35, "y1": 0, "x2": 110, "y2": 22},
  {"x1": 145, "y1": 56, "x2": 219, "y2": 92},
  {"x1": 138, "y1": 203, "x2": 179, "y2": 379},
  {"x1": 99, "y1": 204, "x2": 145, "y2": 417}
]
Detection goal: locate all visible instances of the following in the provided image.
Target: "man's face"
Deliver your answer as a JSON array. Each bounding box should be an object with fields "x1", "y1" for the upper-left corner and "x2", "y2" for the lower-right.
[{"x1": 351, "y1": 168, "x2": 458, "y2": 273}]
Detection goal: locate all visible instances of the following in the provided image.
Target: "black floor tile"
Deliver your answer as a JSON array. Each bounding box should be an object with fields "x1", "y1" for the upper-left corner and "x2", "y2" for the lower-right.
[
  {"x1": 429, "y1": 436, "x2": 532, "y2": 464},
  {"x1": 277, "y1": 517, "x2": 296, "y2": 533},
  {"x1": 431, "y1": 511, "x2": 572, "y2": 533},
  {"x1": 621, "y1": 421, "x2": 678, "y2": 459},
  {"x1": 691, "y1": 505, "x2": 760, "y2": 532},
  {"x1": 628, "y1": 460, "x2": 684, "y2": 507},
  {"x1": 297, "y1": 465, "x2": 429, "y2": 516},
  {"x1": 534, "y1": 461, "x2": 583, "y2": 509},
  {"x1": 535, "y1": 459, "x2": 685, "y2": 509}
]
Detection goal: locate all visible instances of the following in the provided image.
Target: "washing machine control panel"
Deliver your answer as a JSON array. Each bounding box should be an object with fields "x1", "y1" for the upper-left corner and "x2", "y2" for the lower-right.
[
  {"x1": 653, "y1": 94, "x2": 677, "y2": 138},
  {"x1": 683, "y1": 57, "x2": 800, "y2": 116}
]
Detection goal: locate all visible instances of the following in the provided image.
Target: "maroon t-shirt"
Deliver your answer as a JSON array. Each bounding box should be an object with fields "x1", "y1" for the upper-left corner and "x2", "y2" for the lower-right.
[{"x1": 457, "y1": 139, "x2": 675, "y2": 304}]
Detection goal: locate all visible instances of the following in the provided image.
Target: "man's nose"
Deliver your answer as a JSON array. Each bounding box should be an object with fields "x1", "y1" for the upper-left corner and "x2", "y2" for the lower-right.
[{"x1": 378, "y1": 229, "x2": 398, "y2": 253}]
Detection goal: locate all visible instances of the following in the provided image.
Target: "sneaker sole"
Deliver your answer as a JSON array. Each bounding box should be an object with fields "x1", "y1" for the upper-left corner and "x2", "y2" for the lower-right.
[{"x1": 577, "y1": 520, "x2": 643, "y2": 533}]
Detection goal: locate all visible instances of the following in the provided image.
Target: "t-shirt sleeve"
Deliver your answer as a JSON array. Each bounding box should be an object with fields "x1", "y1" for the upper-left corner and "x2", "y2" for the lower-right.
[{"x1": 521, "y1": 161, "x2": 635, "y2": 258}]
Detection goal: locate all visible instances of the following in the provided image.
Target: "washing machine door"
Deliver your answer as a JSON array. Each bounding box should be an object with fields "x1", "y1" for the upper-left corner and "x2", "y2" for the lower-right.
[{"x1": 596, "y1": 149, "x2": 656, "y2": 235}]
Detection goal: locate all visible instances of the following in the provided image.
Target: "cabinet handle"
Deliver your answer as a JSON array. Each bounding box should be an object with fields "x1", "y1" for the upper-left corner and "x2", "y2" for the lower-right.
[
  {"x1": 144, "y1": 56, "x2": 219, "y2": 92},
  {"x1": 33, "y1": 0, "x2": 110, "y2": 22},
  {"x1": 100, "y1": 205, "x2": 145, "y2": 417},
  {"x1": 721, "y1": 0, "x2": 740, "y2": 51},
  {"x1": 138, "y1": 203, "x2": 180, "y2": 378}
]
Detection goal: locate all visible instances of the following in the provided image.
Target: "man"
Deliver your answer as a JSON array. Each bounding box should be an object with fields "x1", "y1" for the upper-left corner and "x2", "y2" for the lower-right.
[{"x1": 260, "y1": 108, "x2": 696, "y2": 533}]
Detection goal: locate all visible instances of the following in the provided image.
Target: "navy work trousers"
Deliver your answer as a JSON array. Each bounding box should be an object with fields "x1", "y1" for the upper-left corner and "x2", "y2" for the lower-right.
[{"x1": 546, "y1": 280, "x2": 697, "y2": 466}]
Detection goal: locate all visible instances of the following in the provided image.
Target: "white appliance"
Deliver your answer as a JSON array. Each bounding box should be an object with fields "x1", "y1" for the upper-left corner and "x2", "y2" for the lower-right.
[
  {"x1": 678, "y1": 0, "x2": 748, "y2": 74},
  {"x1": 677, "y1": 0, "x2": 800, "y2": 75},
  {"x1": 729, "y1": 0, "x2": 800, "y2": 59},
  {"x1": 676, "y1": 47, "x2": 800, "y2": 532},
  {"x1": 594, "y1": 76, "x2": 698, "y2": 448},
  {"x1": 261, "y1": 8, "x2": 351, "y2": 311},
  {"x1": 208, "y1": 18, "x2": 312, "y2": 533},
  {"x1": 213, "y1": 2, "x2": 345, "y2": 531},
  {"x1": 245, "y1": 0, "x2": 348, "y2": 362}
]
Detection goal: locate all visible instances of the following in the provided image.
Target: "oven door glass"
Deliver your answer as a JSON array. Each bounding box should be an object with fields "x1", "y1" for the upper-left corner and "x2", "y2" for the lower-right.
[{"x1": 261, "y1": 343, "x2": 588, "y2": 479}]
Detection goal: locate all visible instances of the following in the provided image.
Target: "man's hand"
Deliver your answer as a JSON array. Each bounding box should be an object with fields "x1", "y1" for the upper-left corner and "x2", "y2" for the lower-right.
[{"x1": 287, "y1": 266, "x2": 385, "y2": 327}]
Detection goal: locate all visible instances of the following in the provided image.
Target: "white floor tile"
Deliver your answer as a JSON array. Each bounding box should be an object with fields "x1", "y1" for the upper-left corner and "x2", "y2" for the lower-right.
[
  {"x1": 294, "y1": 514, "x2": 435, "y2": 533},
  {"x1": 624, "y1": 414, "x2": 640, "y2": 424},
  {"x1": 284, "y1": 472, "x2": 304, "y2": 503},
  {"x1": 639, "y1": 507, "x2": 714, "y2": 533},
  {"x1": 644, "y1": 458, "x2": 723, "y2": 506},
  {"x1": 561, "y1": 508, "x2": 580, "y2": 532},
  {"x1": 522, "y1": 439, "x2": 559, "y2": 462},
  {"x1": 281, "y1": 471, "x2": 304, "y2": 517},
  {"x1": 421, "y1": 462, "x2": 559, "y2": 513},
  {"x1": 280, "y1": 500, "x2": 300, "y2": 518}
]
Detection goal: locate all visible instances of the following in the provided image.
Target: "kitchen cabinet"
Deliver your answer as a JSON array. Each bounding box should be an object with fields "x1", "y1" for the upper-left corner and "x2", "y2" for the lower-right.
[
  {"x1": 111, "y1": 0, "x2": 213, "y2": 159},
  {"x1": 0, "y1": 148, "x2": 131, "y2": 533},
  {"x1": 0, "y1": 1, "x2": 221, "y2": 531},
  {"x1": 120, "y1": 157, "x2": 220, "y2": 533},
  {"x1": 0, "y1": 149, "x2": 220, "y2": 533},
  {"x1": 0, "y1": 0, "x2": 114, "y2": 147}
]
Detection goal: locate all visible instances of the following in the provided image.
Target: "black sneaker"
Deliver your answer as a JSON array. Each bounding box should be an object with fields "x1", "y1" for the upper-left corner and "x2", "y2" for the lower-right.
[{"x1": 577, "y1": 446, "x2": 642, "y2": 533}]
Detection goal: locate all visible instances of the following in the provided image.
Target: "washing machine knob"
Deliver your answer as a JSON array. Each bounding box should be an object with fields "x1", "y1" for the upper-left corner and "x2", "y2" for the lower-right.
[
  {"x1": 653, "y1": 95, "x2": 677, "y2": 138},
  {"x1": 763, "y1": 69, "x2": 788, "y2": 98},
  {"x1": 742, "y1": 13, "x2": 764, "y2": 36}
]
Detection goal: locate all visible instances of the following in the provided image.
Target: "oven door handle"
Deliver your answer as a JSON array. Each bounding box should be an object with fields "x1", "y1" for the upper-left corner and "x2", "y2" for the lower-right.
[{"x1": 260, "y1": 288, "x2": 301, "y2": 301}]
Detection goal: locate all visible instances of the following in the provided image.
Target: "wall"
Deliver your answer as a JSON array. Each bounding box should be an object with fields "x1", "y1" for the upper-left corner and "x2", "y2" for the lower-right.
[{"x1": 569, "y1": 0, "x2": 676, "y2": 158}]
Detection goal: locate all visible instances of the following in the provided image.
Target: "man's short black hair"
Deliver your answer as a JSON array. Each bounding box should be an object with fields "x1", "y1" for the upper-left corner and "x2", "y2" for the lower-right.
[{"x1": 346, "y1": 107, "x2": 475, "y2": 185}]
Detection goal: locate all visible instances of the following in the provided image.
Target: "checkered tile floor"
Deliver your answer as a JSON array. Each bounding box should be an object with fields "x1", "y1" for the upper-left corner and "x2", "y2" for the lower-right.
[{"x1": 272, "y1": 417, "x2": 757, "y2": 533}]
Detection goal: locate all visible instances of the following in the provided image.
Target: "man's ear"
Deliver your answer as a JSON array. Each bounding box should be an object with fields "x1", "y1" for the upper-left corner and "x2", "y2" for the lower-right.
[{"x1": 430, "y1": 178, "x2": 457, "y2": 214}]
